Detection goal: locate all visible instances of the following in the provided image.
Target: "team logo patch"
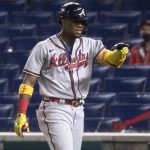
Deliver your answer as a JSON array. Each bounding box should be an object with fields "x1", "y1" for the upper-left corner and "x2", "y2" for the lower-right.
[{"x1": 79, "y1": 9, "x2": 85, "y2": 17}]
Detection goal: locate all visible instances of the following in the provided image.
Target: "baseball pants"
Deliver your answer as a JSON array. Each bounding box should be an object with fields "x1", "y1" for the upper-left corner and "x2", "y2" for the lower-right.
[{"x1": 36, "y1": 100, "x2": 84, "y2": 150}]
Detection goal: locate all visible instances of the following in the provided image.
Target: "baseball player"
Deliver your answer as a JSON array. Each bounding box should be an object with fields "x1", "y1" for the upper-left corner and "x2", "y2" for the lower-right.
[{"x1": 14, "y1": 2, "x2": 129, "y2": 150}]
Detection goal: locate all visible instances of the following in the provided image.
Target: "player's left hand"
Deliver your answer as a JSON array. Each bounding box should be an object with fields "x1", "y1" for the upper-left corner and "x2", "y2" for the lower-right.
[
  {"x1": 111, "y1": 43, "x2": 129, "y2": 55},
  {"x1": 104, "y1": 42, "x2": 129, "y2": 68},
  {"x1": 14, "y1": 113, "x2": 30, "y2": 138}
]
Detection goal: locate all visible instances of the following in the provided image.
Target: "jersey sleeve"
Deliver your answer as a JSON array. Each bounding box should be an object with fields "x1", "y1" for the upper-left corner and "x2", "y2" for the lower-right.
[
  {"x1": 23, "y1": 42, "x2": 46, "y2": 77},
  {"x1": 91, "y1": 39, "x2": 105, "y2": 61}
]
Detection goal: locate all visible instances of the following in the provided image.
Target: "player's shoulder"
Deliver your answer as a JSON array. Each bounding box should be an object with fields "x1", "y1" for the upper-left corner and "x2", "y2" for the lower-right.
[
  {"x1": 35, "y1": 34, "x2": 57, "y2": 47},
  {"x1": 81, "y1": 36, "x2": 103, "y2": 43}
]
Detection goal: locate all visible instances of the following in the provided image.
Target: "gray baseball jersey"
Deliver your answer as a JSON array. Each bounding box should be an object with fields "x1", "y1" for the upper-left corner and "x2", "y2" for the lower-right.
[{"x1": 23, "y1": 34, "x2": 104, "y2": 100}]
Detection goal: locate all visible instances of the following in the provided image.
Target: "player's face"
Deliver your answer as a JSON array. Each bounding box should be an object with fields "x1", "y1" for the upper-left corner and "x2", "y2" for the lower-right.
[{"x1": 62, "y1": 19, "x2": 85, "y2": 37}]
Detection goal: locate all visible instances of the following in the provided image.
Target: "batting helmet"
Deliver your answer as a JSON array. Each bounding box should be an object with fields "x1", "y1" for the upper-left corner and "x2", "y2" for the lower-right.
[{"x1": 59, "y1": 2, "x2": 88, "y2": 34}]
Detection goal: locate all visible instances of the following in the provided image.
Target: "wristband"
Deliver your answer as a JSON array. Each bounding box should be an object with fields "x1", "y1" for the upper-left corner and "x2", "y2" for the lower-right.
[
  {"x1": 18, "y1": 98, "x2": 29, "y2": 114},
  {"x1": 18, "y1": 84, "x2": 34, "y2": 96}
]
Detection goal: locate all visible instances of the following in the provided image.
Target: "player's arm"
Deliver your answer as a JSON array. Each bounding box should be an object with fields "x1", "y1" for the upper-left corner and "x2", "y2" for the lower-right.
[
  {"x1": 14, "y1": 73, "x2": 38, "y2": 138},
  {"x1": 95, "y1": 43, "x2": 129, "y2": 68}
]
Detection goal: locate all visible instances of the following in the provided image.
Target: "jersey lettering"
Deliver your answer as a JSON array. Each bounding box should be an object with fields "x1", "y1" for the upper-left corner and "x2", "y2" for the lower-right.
[{"x1": 48, "y1": 50, "x2": 88, "y2": 70}]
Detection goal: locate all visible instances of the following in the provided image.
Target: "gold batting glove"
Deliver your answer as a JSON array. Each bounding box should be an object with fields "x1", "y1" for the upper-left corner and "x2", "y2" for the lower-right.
[
  {"x1": 106, "y1": 43, "x2": 129, "y2": 68},
  {"x1": 14, "y1": 113, "x2": 30, "y2": 138}
]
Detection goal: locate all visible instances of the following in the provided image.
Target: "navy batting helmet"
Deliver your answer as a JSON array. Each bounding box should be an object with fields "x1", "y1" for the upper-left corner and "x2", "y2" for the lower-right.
[{"x1": 59, "y1": 2, "x2": 88, "y2": 34}]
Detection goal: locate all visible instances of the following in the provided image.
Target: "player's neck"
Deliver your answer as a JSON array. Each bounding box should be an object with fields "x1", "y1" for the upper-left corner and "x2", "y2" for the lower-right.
[{"x1": 59, "y1": 31, "x2": 75, "y2": 46}]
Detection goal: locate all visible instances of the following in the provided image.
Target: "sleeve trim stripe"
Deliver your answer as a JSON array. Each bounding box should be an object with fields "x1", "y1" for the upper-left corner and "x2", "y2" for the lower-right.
[
  {"x1": 94, "y1": 47, "x2": 105, "y2": 61},
  {"x1": 23, "y1": 69, "x2": 40, "y2": 77}
]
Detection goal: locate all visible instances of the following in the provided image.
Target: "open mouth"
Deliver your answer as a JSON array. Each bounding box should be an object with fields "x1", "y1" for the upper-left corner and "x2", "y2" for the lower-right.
[
  {"x1": 76, "y1": 30, "x2": 82, "y2": 34},
  {"x1": 76, "y1": 27, "x2": 83, "y2": 32}
]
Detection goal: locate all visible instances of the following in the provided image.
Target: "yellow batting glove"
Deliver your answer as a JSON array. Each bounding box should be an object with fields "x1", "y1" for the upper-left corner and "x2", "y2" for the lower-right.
[
  {"x1": 14, "y1": 113, "x2": 30, "y2": 138},
  {"x1": 106, "y1": 43, "x2": 129, "y2": 68}
]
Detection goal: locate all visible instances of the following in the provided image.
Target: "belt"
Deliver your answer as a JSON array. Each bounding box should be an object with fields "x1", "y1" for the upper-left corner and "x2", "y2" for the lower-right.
[{"x1": 43, "y1": 97, "x2": 84, "y2": 107}]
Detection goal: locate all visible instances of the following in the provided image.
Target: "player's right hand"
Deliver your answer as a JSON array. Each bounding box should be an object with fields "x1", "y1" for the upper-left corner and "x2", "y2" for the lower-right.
[{"x1": 14, "y1": 113, "x2": 30, "y2": 138}]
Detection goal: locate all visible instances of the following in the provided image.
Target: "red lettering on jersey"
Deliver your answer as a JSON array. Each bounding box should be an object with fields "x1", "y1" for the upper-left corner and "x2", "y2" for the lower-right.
[
  {"x1": 62, "y1": 53, "x2": 69, "y2": 65},
  {"x1": 51, "y1": 54, "x2": 59, "y2": 67},
  {"x1": 48, "y1": 51, "x2": 88, "y2": 70}
]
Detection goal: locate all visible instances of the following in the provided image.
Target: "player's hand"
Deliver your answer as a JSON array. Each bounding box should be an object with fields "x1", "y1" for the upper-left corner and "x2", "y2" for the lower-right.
[
  {"x1": 105, "y1": 43, "x2": 129, "y2": 68},
  {"x1": 111, "y1": 43, "x2": 129, "y2": 54},
  {"x1": 14, "y1": 113, "x2": 30, "y2": 138},
  {"x1": 111, "y1": 43, "x2": 129, "y2": 50}
]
